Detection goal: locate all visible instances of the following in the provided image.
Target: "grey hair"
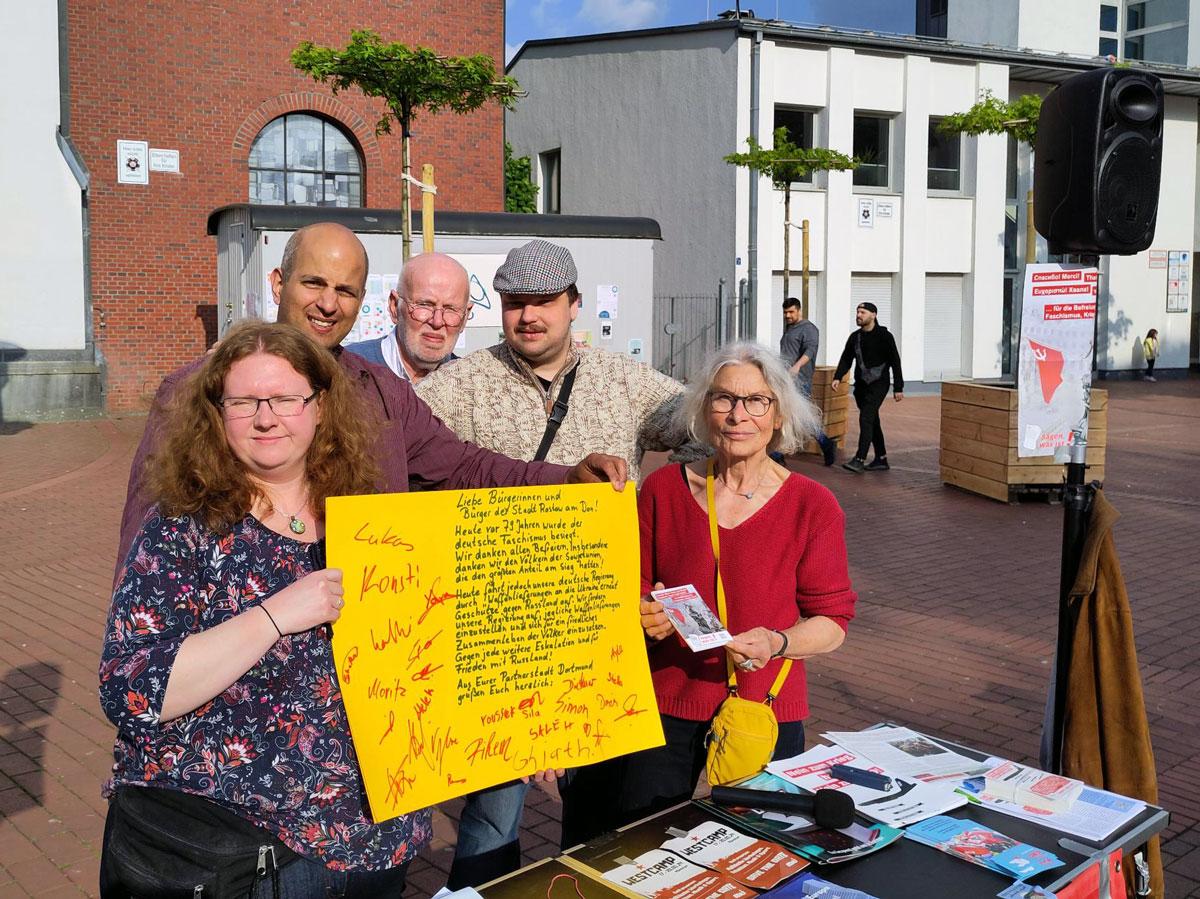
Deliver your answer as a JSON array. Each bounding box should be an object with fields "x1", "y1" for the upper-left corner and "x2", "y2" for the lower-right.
[
  {"x1": 278, "y1": 224, "x2": 370, "y2": 288},
  {"x1": 679, "y1": 341, "x2": 822, "y2": 454}
]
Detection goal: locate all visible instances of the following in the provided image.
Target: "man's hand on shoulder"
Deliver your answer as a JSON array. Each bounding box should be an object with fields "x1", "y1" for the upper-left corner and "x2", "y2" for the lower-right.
[{"x1": 567, "y1": 453, "x2": 628, "y2": 491}]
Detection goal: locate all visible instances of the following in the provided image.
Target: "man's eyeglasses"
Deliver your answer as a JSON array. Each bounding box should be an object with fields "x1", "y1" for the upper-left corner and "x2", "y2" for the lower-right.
[
  {"x1": 707, "y1": 392, "x2": 775, "y2": 417},
  {"x1": 402, "y1": 298, "x2": 470, "y2": 327},
  {"x1": 219, "y1": 392, "x2": 319, "y2": 419}
]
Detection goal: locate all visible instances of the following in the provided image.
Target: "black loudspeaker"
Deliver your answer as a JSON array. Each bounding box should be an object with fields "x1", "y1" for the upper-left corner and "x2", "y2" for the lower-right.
[{"x1": 1034, "y1": 68, "x2": 1164, "y2": 255}]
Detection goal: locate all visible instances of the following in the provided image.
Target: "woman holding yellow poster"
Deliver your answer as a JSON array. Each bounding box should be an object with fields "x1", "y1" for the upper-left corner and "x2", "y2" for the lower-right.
[
  {"x1": 97, "y1": 321, "x2": 420, "y2": 897},
  {"x1": 574, "y1": 342, "x2": 857, "y2": 837}
]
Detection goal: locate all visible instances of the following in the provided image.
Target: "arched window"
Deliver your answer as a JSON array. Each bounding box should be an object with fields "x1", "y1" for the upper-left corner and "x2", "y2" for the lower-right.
[{"x1": 248, "y1": 113, "x2": 363, "y2": 206}]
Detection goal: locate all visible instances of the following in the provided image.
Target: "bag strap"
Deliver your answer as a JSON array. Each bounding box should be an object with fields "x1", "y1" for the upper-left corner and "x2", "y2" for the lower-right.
[
  {"x1": 854, "y1": 330, "x2": 867, "y2": 372},
  {"x1": 533, "y1": 364, "x2": 578, "y2": 462},
  {"x1": 705, "y1": 459, "x2": 792, "y2": 701}
]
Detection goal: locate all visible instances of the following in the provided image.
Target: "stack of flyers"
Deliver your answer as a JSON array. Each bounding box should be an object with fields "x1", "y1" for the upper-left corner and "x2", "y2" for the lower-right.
[
  {"x1": 766, "y1": 745, "x2": 965, "y2": 828},
  {"x1": 957, "y1": 776, "x2": 1144, "y2": 843},
  {"x1": 694, "y1": 773, "x2": 904, "y2": 866},
  {"x1": 661, "y1": 820, "x2": 808, "y2": 890},
  {"x1": 822, "y1": 726, "x2": 990, "y2": 783},
  {"x1": 982, "y1": 761, "x2": 1083, "y2": 815},
  {"x1": 652, "y1": 585, "x2": 731, "y2": 651},
  {"x1": 761, "y1": 872, "x2": 881, "y2": 898},
  {"x1": 904, "y1": 816, "x2": 1064, "y2": 880},
  {"x1": 601, "y1": 848, "x2": 754, "y2": 898}
]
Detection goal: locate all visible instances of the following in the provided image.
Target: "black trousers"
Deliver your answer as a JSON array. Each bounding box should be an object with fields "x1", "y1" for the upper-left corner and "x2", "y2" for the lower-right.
[
  {"x1": 854, "y1": 380, "x2": 891, "y2": 461},
  {"x1": 560, "y1": 714, "x2": 806, "y2": 848}
]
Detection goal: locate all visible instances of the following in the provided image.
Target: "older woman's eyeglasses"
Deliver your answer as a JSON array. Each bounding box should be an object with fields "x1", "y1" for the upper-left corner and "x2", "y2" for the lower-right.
[
  {"x1": 707, "y1": 391, "x2": 775, "y2": 417},
  {"x1": 403, "y1": 298, "x2": 469, "y2": 327},
  {"x1": 219, "y1": 392, "x2": 319, "y2": 419}
]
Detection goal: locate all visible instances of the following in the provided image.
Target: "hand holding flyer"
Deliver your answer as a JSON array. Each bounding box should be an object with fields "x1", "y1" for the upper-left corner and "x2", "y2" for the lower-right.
[{"x1": 651, "y1": 584, "x2": 731, "y2": 652}]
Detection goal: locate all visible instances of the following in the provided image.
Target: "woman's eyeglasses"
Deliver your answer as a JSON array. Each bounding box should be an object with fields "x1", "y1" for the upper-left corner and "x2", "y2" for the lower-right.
[
  {"x1": 403, "y1": 298, "x2": 469, "y2": 327},
  {"x1": 219, "y1": 392, "x2": 319, "y2": 419},
  {"x1": 707, "y1": 391, "x2": 775, "y2": 417}
]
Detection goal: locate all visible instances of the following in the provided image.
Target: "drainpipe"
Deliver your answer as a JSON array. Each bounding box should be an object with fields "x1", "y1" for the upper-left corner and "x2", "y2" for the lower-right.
[
  {"x1": 56, "y1": 0, "x2": 96, "y2": 363},
  {"x1": 746, "y1": 28, "x2": 762, "y2": 338}
]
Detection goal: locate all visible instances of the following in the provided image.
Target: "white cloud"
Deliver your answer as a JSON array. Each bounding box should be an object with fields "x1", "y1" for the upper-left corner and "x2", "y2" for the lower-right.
[{"x1": 578, "y1": 0, "x2": 660, "y2": 30}]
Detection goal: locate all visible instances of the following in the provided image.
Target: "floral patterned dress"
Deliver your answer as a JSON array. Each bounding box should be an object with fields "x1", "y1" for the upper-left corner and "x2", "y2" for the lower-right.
[{"x1": 99, "y1": 511, "x2": 430, "y2": 871}]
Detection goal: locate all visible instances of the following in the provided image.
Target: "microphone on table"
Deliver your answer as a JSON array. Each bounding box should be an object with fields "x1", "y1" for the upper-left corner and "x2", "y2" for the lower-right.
[{"x1": 710, "y1": 786, "x2": 856, "y2": 830}]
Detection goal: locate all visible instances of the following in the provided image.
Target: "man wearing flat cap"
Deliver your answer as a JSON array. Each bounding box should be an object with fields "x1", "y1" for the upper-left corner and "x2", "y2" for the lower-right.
[
  {"x1": 416, "y1": 238, "x2": 692, "y2": 886},
  {"x1": 831, "y1": 302, "x2": 904, "y2": 473}
]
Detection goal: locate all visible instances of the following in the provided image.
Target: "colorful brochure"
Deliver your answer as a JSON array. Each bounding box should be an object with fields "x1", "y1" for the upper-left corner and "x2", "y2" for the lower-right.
[
  {"x1": 904, "y1": 815, "x2": 1064, "y2": 880},
  {"x1": 767, "y1": 744, "x2": 965, "y2": 828},
  {"x1": 601, "y1": 848, "x2": 755, "y2": 898},
  {"x1": 761, "y1": 872, "x2": 882, "y2": 898},
  {"x1": 652, "y1": 585, "x2": 731, "y2": 651},
  {"x1": 981, "y1": 761, "x2": 1083, "y2": 814},
  {"x1": 661, "y1": 820, "x2": 808, "y2": 889}
]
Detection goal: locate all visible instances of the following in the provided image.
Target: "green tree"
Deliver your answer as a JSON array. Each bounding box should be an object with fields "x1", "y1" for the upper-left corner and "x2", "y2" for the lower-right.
[
  {"x1": 938, "y1": 89, "x2": 1042, "y2": 144},
  {"x1": 725, "y1": 127, "x2": 857, "y2": 302},
  {"x1": 292, "y1": 30, "x2": 523, "y2": 260},
  {"x1": 504, "y1": 142, "x2": 538, "y2": 213}
]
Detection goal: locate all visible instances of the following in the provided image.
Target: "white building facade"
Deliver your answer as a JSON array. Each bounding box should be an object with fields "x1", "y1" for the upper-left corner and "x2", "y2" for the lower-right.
[{"x1": 507, "y1": 19, "x2": 1200, "y2": 384}]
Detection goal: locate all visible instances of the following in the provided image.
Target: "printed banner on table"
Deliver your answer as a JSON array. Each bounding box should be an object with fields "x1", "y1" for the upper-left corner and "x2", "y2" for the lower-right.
[
  {"x1": 326, "y1": 483, "x2": 663, "y2": 820},
  {"x1": 1017, "y1": 264, "x2": 1097, "y2": 458}
]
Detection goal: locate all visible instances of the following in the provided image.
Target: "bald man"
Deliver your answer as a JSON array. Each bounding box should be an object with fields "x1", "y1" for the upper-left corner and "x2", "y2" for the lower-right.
[
  {"x1": 345, "y1": 253, "x2": 471, "y2": 382},
  {"x1": 115, "y1": 223, "x2": 625, "y2": 572}
]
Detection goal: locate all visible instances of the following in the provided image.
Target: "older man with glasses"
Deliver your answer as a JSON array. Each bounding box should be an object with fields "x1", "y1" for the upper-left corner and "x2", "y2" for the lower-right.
[{"x1": 344, "y1": 252, "x2": 471, "y2": 382}]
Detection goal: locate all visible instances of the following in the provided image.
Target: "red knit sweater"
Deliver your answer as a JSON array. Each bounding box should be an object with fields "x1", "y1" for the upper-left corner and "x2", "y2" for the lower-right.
[{"x1": 638, "y1": 464, "x2": 857, "y2": 723}]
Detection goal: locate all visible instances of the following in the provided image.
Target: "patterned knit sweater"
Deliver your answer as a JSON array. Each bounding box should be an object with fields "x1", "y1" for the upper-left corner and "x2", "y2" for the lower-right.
[{"x1": 415, "y1": 343, "x2": 690, "y2": 483}]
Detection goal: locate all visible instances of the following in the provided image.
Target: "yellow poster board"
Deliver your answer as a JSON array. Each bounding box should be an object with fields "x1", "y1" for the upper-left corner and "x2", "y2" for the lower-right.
[{"x1": 326, "y1": 482, "x2": 664, "y2": 821}]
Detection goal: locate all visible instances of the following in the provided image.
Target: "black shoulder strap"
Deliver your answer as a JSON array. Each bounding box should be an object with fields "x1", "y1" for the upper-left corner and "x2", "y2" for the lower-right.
[
  {"x1": 534, "y1": 365, "x2": 578, "y2": 462},
  {"x1": 854, "y1": 330, "x2": 866, "y2": 370}
]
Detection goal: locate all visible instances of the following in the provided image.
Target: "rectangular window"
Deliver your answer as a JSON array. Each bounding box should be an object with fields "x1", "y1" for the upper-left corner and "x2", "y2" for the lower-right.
[
  {"x1": 1100, "y1": 4, "x2": 1118, "y2": 31},
  {"x1": 539, "y1": 149, "x2": 561, "y2": 214},
  {"x1": 1099, "y1": 36, "x2": 1119, "y2": 56},
  {"x1": 927, "y1": 118, "x2": 961, "y2": 192},
  {"x1": 773, "y1": 106, "x2": 815, "y2": 184},
  {"x1": 853, "y1": 114, "x2": 891, "y2": 189}
]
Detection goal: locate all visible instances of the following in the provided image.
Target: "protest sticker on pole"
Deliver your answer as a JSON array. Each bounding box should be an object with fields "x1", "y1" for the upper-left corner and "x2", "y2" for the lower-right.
[
  {"x1": 326, "y1": 483, "x2": 663, "y2": 820},
  {"x1": 1017, "y1": 264, "x2": 1097, "y2": 458}
]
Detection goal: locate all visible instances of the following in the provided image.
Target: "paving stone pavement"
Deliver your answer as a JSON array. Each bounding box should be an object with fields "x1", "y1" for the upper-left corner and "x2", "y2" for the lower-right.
[{"x1": 0, "y1": 376, "x2": 1196, "y2": 897}]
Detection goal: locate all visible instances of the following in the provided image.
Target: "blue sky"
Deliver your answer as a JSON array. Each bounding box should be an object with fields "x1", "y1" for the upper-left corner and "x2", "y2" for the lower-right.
[{"x1": 506, "y1": 0, "x2": 916, "y2": 62}]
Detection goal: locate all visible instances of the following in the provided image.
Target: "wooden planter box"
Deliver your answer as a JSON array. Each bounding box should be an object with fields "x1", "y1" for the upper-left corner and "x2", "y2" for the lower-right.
[
  {"x1": 801, "y1": 366, "x2": 850, "y2": 455},
  {"x1": 940, "y1": 382, "x2": 1107, "y2": 502}
]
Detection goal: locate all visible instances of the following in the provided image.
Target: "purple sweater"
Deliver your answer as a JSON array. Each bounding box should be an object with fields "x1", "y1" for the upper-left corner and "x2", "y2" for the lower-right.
[{"x1": 116, "y1": 349, "x2": 571, "y2": 576}]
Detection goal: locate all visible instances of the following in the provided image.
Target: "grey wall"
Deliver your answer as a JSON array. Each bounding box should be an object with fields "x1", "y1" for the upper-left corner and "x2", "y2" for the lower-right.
[{"x1": 508, "y1": 30, "x2": 741, "y2": 299}]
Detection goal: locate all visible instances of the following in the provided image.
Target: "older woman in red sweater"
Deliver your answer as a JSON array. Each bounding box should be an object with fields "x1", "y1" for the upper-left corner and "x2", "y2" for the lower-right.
[{"x1": 614, "y1": 341, "x2": 856, "y2": 827}]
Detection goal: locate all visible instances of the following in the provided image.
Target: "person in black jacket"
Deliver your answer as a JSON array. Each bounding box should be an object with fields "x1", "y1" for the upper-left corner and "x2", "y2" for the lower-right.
[{"x1": 831, "y1": 302, "x2": 904, "y2": 472}]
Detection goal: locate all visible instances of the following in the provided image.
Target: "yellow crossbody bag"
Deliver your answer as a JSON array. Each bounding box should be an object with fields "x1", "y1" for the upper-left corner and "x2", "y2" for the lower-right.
[{"x1": 703, "y1": 459, "x2": 792, "y2": 786}]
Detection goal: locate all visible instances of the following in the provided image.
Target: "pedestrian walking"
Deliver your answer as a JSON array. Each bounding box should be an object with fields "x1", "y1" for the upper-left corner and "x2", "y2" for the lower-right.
[
  {"x1": 831, "y1": 302, "x2": 903, "y2": 473},
  {"x1": 1142, "y1": 328, "x2": 1159, "y2": 381},
  {"x1": 779, "y1": 297, "x2": 837, "y2": 465}
]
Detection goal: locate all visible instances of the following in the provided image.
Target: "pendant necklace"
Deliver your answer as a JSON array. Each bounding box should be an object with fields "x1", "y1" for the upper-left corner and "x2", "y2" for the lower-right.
[
  {"x1": 720, "y1": 470, "x2": 765, "y2": 500},
  {"x1": 274, "y1": 497, "x2": 308, "y2": 535}
]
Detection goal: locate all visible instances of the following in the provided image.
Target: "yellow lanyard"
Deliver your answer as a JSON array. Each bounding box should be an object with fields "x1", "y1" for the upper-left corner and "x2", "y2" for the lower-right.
[{"x1": 705, "y1": 459, "x2": 792, "y2": 700}]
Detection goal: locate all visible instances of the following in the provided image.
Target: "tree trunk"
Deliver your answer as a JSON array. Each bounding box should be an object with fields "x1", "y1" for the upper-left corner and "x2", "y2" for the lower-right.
[
  {"x1": 782, "y1": 184, "x2": 791, "y2": 301},
  {"x1": 401, "y1": 119, "x2": 413, "y2": 262}
]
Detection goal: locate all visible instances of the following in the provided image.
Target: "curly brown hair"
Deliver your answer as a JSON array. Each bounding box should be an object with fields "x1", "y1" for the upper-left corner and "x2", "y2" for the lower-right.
[{"x1": 147, "y1": 321, "x2": 380, "y2": 534}]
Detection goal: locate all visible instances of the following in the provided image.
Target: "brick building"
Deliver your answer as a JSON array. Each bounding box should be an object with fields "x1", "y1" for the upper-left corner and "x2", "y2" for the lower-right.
[{"x1": 2, "y1": 1, "x2": 505, "y2": 416}]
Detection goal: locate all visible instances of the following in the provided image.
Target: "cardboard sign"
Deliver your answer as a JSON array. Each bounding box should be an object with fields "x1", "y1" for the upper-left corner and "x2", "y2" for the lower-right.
[{"x1": 326, "y1": 483, "x2": 663, "y2": 820}]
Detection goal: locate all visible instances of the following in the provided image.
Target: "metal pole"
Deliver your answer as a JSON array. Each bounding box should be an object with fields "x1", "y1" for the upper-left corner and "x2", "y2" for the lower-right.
[
  {"x1": 746, "y1": 29, "x2": 763, "y2": 339},
  {"x1": 716, "y1": 278, "x2": 726, "y2": 345},
  {"x1": 1050, "y1": 443, "x2": 1093, "y2": 773}
]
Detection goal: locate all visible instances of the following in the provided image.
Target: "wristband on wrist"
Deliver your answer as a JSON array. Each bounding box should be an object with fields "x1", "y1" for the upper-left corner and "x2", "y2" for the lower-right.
[
  {"x1": 771, "y1": 629, "x2": 789, "y2": 659},
  {"x1": 261, "y1": 604, "x2": 283, "y2": 639}
]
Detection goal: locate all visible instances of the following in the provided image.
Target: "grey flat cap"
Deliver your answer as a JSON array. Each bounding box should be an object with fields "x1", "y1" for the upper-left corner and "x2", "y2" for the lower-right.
[{"x1": 493, "y1": 239, "x2": 578, "y2": 295}]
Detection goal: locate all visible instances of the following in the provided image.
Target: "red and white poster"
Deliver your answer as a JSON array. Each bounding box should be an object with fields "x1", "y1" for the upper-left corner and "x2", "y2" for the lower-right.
[{"x1": 1017, "y1": 264, "x2": 1097, "y2": 458}]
